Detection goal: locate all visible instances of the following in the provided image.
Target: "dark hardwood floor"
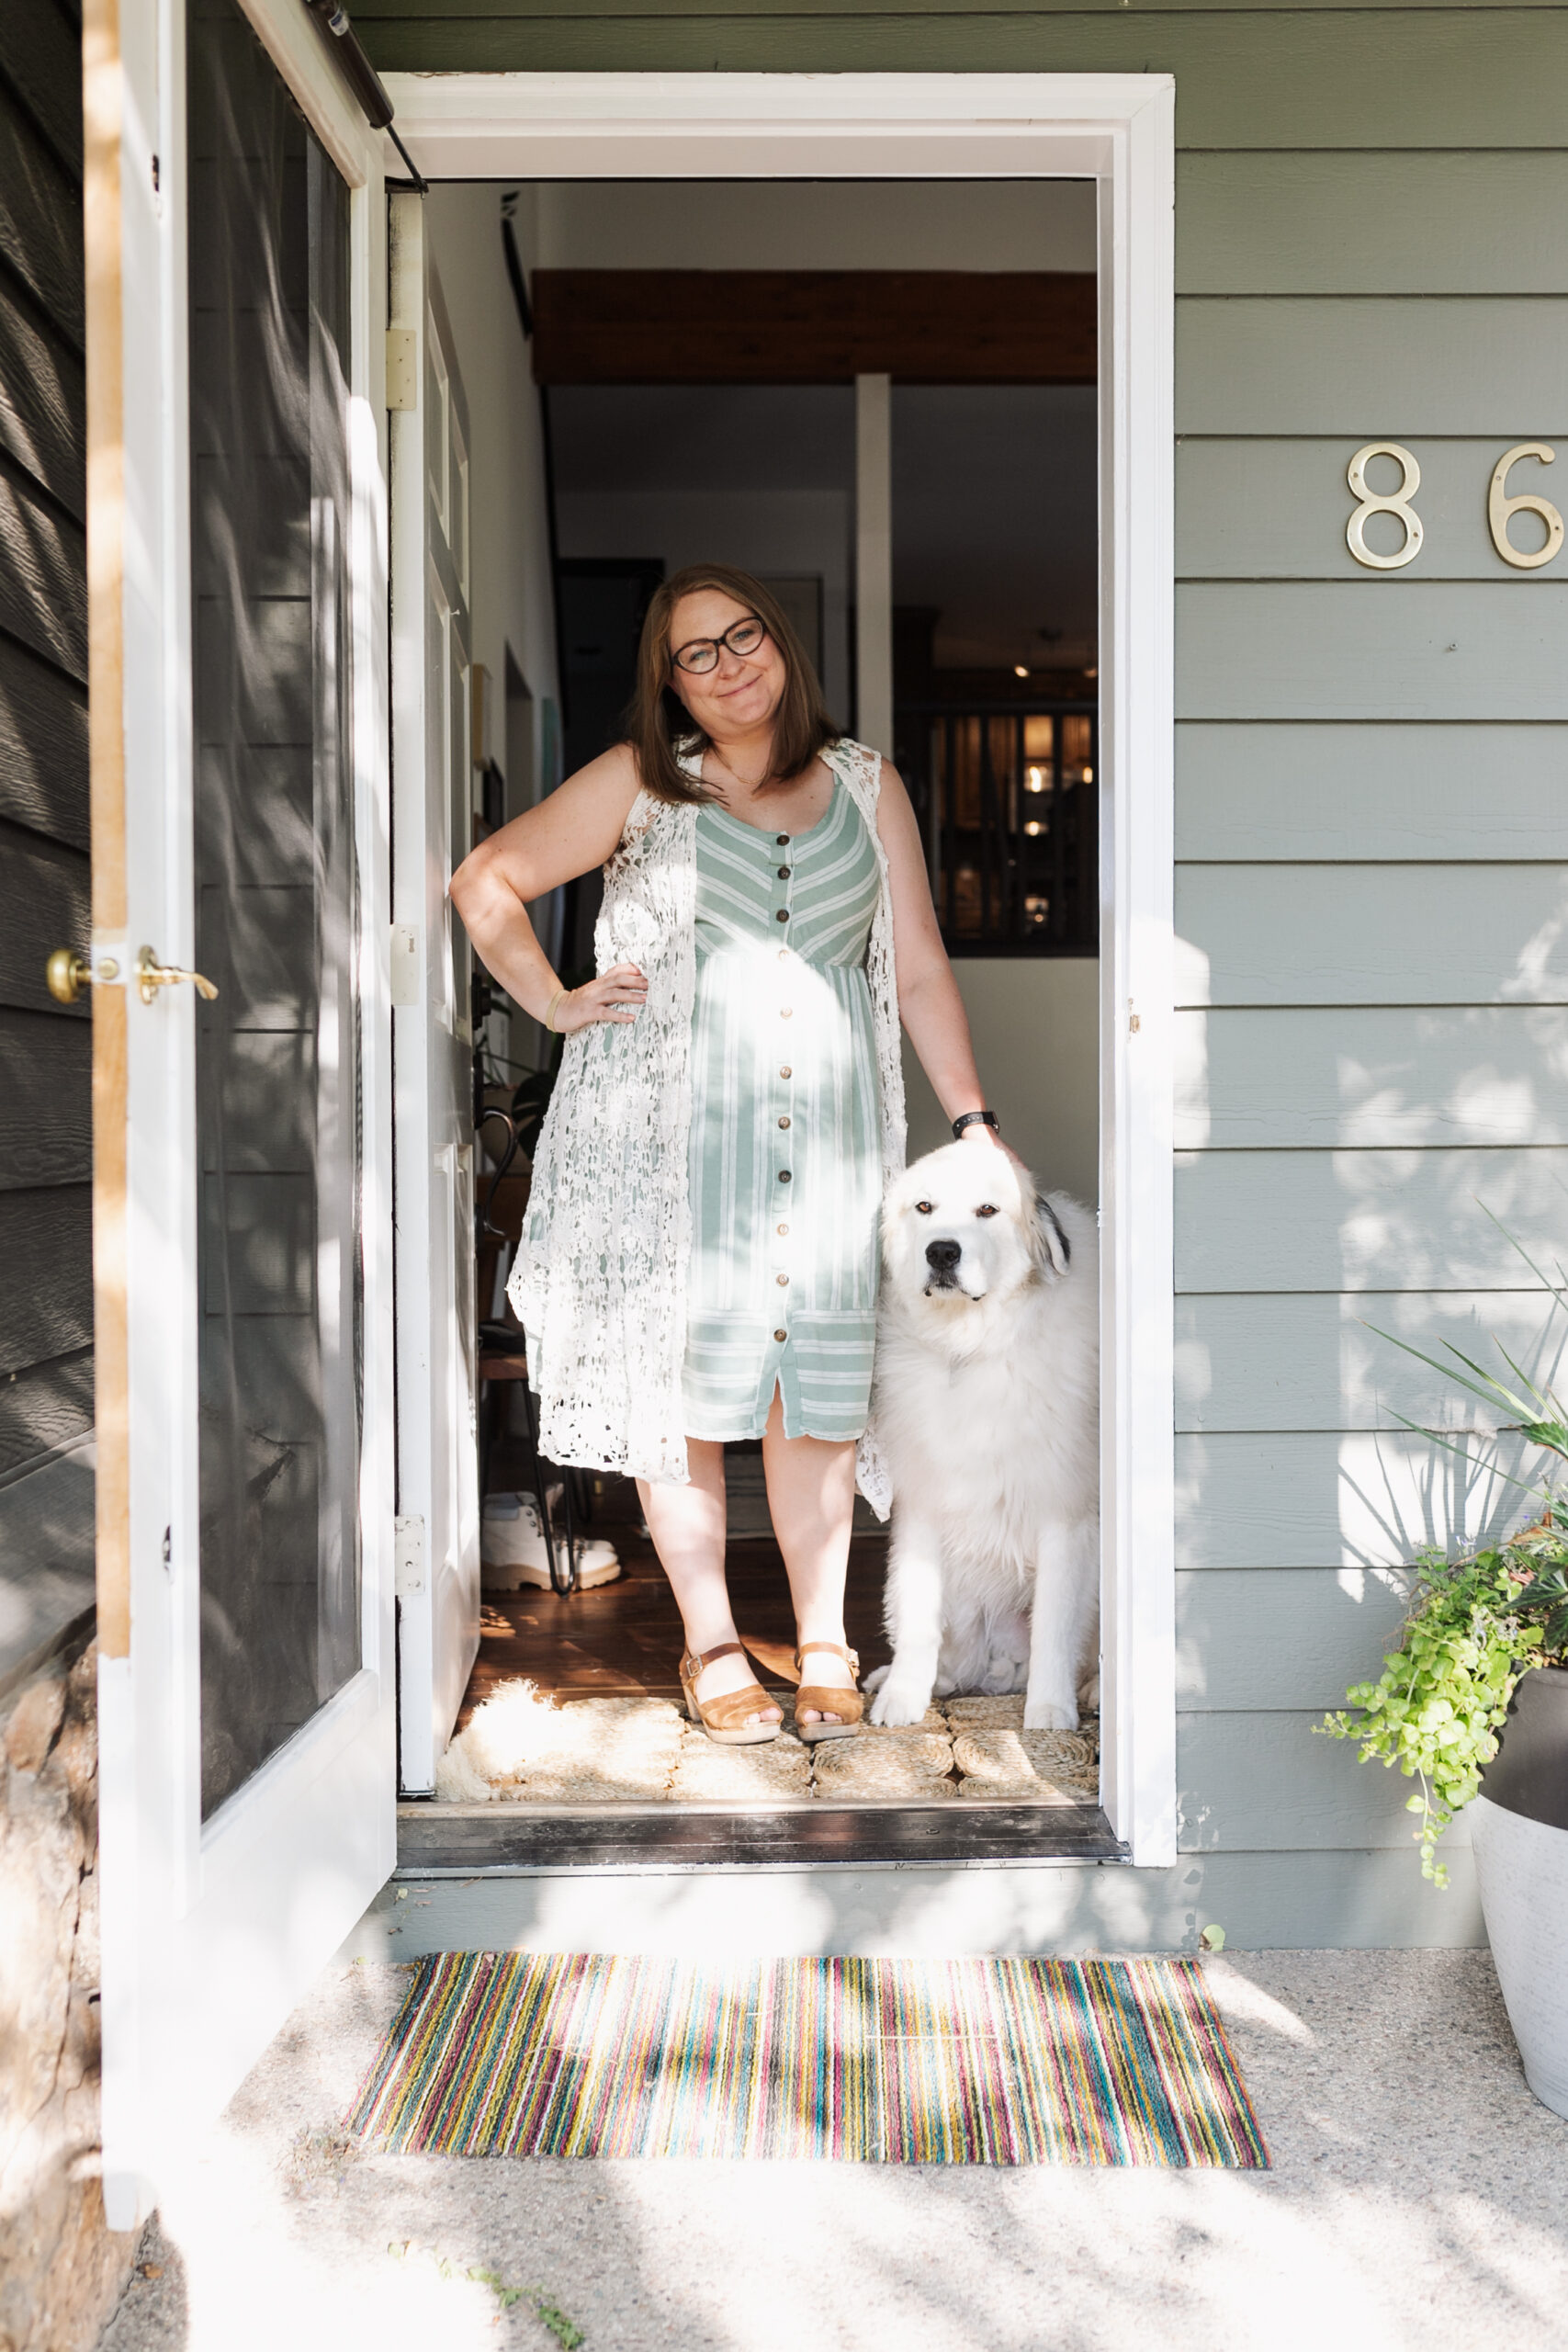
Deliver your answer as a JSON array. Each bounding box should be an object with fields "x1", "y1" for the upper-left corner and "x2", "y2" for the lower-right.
[{"x1": 464, "y1": 1463, "x2": 892, "y2": 1724}]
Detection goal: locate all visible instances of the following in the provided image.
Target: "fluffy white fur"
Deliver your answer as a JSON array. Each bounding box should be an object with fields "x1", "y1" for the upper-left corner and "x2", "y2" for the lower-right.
[{"x1": 866, "y1": 1141, "x2": 1100, "y2": 1732}]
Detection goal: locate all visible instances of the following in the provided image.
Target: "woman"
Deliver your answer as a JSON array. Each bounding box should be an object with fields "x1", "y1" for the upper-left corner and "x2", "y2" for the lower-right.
[{"x1": 451, "y1": 565, "x2": 1008, "y2": 1747}]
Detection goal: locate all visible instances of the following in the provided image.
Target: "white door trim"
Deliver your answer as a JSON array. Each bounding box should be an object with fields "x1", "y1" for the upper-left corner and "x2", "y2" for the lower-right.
[
  {"x1": 389, "y1": 211, "x2": 483, "y2": 1792},
  {"x1": 384, "y1": 72, "x2": 1178, "y2": 1865},
  {"x1": 96, "y1": 0, "x2": 396, "y2": 2225}
]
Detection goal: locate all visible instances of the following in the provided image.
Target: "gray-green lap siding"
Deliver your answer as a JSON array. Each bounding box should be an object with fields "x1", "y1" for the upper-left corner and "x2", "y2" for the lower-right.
[{"x1": 358, "y1": 0, "x2": 1564, "y2": 1945}]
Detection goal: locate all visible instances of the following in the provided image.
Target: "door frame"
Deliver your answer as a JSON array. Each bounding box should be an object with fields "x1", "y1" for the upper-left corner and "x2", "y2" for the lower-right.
[
  {"x1": 89, "y1": 0, "x2": 397, "y2": 2221},
  {"x1": 388, "y1": 217, "x2": 483, "y2": 1792},
  {"x1": 386, "y1": 73, "x2": 1178, "y2": 1867}
]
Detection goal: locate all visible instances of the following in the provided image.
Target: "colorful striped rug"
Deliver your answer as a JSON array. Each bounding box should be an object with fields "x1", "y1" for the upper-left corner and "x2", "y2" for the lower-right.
[{"x1": 348, "y1": 1953, "x2": 1269, "y2": 2165}]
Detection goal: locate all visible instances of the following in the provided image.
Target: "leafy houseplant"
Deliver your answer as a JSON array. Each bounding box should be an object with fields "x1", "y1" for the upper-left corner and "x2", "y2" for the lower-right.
[
  {"x1": 1321, "y1": 1213, "x2": 1568, "y2": 2115},
  {"x1": 1320, "y1": 1524, "x2": 1568, "y2": 1886}
]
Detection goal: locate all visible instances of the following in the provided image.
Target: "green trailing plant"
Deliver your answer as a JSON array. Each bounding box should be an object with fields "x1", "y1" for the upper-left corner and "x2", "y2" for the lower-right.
[
  {"x1": 1320, "y1": 1527, "x2": 1568, "y2": 1884},
  {"x1": 1319, "y1": 1208, "x2": 1568, "y2": 1885}
]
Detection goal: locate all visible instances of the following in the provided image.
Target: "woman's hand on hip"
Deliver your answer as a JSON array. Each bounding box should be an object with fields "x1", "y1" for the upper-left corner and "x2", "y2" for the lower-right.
[{"x1": 553, "y1": 964, "x2": 648, "y2": 1034}]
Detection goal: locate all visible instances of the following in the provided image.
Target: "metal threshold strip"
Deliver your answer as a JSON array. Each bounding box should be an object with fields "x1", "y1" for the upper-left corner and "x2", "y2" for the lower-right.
[{"x1": 396, "y1": 1800, "x2": 1126, "y2": 1874}]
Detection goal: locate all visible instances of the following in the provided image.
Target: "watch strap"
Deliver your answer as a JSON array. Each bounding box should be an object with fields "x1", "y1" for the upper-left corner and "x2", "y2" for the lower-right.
[{"x1": 952, "y1": 1110, "x2": 999, "y2": 1138}]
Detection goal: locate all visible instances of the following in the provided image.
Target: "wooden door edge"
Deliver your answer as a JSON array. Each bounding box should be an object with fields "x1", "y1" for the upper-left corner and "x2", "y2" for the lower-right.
[{"x1": 84, "y1": 0, "x2": 130, "y2": 1659}]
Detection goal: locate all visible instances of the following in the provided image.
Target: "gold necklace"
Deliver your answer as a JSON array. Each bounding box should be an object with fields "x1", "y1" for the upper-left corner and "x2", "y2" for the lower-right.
[{"x1": 710, "y1": 745, "x2": 773, "y2": 799}]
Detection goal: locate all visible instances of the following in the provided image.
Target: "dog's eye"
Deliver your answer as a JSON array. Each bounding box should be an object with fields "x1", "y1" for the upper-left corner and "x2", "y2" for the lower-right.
[
  {"x1": 914, "y1": 1200, "x2": 934, "y2": 1216},
  {"x1": 975, "y1": 1204, "x2": 999, "y2": 1219}
]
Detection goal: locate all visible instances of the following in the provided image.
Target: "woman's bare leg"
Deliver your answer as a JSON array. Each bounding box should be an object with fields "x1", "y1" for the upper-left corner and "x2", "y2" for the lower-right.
[
  {"x1": 637, "y1": 1440, "x2": 781, "y2": 1724},
  {"x1": 761, "y1": 1390, "x2": 858, "y2": 1724}
]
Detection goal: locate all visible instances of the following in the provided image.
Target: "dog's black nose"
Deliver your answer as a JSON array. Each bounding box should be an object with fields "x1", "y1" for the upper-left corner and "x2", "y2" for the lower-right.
[{"x1": 925, "y1": 1238, "x2": 962, "y2": 1272}]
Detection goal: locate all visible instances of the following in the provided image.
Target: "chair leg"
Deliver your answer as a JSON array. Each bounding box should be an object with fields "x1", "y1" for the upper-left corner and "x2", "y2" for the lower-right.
[
  {"x1": 519, "y1": 1377, "x2": 563, "y2": 1592},
  {"x1": 552, "y1": 1458, "x2": 580, "y2": 1597}
]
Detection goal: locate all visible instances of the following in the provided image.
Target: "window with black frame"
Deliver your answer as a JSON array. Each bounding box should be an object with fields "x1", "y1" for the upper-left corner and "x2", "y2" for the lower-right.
[{"x1": 890, "y1": 386, "x2": 1100, "y2": 957}]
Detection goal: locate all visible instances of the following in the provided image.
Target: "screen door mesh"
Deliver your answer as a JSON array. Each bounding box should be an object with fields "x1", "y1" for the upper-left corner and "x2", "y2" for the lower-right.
[{"x1": 188, "y1": 0, "x2": 363, "y2": 1816}]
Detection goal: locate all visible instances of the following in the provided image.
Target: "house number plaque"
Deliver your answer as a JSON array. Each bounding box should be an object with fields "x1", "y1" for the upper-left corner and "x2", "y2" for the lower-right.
[{"x1": 1346, "y1": 441, "x2": 1562, "y2": 571}]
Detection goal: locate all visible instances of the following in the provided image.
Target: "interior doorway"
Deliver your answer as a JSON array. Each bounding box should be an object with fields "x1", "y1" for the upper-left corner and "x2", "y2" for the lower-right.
[
  {"x1": 412, "y1": 174, "x2": 1108, "y2": 1825},
  {"x1": 385, "y1": 72, "x2": 1177, "y2": 1865}
]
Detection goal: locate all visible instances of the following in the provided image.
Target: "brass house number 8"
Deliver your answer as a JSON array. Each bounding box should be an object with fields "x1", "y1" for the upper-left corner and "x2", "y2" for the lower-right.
[{"x1": 1347, "y1": 442, "x2": 1564, "y2": 571}]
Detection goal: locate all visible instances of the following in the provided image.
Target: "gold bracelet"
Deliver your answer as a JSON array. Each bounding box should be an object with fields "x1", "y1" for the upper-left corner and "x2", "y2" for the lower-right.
[{"x1": 545, "y1": 988, "x2": 566, "y2": 1034}]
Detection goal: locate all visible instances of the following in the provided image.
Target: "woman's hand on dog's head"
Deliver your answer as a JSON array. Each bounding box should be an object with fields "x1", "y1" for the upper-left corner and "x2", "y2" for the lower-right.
[{"x1": 956, "y1": 1121, "x2": 1029, "y2": 1176}]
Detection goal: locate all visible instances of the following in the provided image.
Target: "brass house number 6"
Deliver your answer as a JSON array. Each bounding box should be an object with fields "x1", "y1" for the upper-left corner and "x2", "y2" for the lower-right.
[{"x1": 1347, "y1": 442, "x2": 1564, "y2": 571}]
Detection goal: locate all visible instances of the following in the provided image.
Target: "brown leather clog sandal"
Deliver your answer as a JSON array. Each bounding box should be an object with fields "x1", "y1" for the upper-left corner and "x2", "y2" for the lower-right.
[
  {"x1": 679, "y1": 1642, "x2": 783, "y2": 1746},
  {"x1": 740, "y1": 1639, "x2": 863, "y2": 1743}
]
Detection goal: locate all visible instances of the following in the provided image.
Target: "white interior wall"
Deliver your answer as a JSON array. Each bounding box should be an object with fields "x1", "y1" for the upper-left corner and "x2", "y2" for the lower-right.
[
  {"x1": 424, "y1": 185, "x2": 560, "y2": 1080},
  {"x1": 903, "y1": 960, "x2": 1100, "y2": 1206},
  {"x1": 533, "y1": 179, "x2": 1098, "y2": 272},
  {"x1": 556, "y1": 487, "x2": 853, "y2": 726}
]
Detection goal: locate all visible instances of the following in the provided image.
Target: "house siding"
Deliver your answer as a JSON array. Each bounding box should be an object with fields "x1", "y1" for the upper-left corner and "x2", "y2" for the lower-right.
[
  {"x1": 0, "y1": 0, "x2": 95, "y2": 1699},
  {"x1": 356, "y1": 0, "x2": 1566, "y2": 1945}
]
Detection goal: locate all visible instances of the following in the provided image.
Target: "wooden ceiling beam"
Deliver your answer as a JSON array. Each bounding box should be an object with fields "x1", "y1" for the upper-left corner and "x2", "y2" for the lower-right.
[{"x1": 531, "y1": 270, "x2": 1097, "y2": 386}]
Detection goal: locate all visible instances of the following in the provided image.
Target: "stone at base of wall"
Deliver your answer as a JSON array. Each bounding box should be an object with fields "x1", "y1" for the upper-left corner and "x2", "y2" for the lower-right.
[{"x1": 0, "y1": 1632, "x2": 138, "y2": 2352}]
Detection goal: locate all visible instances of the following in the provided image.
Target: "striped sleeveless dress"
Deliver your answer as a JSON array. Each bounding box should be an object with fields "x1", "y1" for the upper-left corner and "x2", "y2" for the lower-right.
[{"x1": 681, "y1": 767, "x2": 884, "y2": 1442}]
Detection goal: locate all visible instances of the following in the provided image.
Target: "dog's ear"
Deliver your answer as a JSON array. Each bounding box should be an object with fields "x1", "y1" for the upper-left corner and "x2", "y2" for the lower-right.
[{"x1": 1031, "y1": 1194, "x2": 1072, "y2": 1280}]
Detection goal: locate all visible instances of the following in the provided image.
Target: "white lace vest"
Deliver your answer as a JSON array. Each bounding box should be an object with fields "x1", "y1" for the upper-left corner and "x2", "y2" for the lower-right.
[{"x1": 509, "y1": 737, "x2": 906, "y2": 1510}]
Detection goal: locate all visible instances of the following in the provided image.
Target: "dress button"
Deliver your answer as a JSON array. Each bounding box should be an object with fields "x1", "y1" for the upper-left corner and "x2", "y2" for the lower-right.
[
  {"x1": 777, "y1": 865, "x2": 791, "y2": 880},
  {"x1": 778, "y1": 1170, "x2": 792, "y2": 1183},
  {"x1": 777, "y1": 1223, "x2": 789, "y2": 1237},
  {"x1": 775, "y1": 909, "x2": 789, "y2": 923},
  {"x1": 779, "y1": 1065, "x2": 791, "y2": 1079},
  {"x1": 776, "y1": 1272, "x2": 789, "y2": 1286},
  {"x1": 773, "y1": 1328, "x2": 788, "y2": 1343},
  {"x1": 778, "y1": 1115, "x2": 791, "y2": 1130},
  {"x1": 780, "y1": 1008, "x2": 793, "y2": 1020},
  {"x1": 776, "y1": 835, "x2": 789, "y2": 846},
  {"x1": 777, "y1": 948, "x2": 789, "y2": 961}
]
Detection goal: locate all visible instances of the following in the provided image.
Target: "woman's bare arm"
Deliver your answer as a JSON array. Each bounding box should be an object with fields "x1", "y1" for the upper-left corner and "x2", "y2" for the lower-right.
[
  {"x1": 875, "y1": 761, "x2": 993, "y2": 1129},
  {"x1": 449, "y1": 743, "x2": 648, "y2": 1035}
]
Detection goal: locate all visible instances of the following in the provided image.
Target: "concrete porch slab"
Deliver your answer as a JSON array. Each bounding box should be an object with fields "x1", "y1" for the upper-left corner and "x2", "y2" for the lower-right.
[{"x1": 96, "y1": 1949, "x2": 1568, "y2": 2352}]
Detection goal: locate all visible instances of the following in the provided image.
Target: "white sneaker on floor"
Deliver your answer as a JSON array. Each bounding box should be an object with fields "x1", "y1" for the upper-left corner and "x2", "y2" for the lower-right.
[{"x1": 480, "y1": 1491, "x2": 621, "y2": 1591}]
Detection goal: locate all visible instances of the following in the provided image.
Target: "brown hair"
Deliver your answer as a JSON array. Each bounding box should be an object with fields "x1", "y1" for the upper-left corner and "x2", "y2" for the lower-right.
[{"x1": 625, "y1": 562, "x2": 839, "y2": 808}]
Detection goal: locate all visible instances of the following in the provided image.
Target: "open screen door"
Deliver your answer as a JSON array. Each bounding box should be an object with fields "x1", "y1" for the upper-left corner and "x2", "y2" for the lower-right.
[
  {"x1": 388, "y1": 198, "x2": 480, "y2": 1794},
  {"x1": 89, "y1": 0, "x2": 396, "y2": 2222}
]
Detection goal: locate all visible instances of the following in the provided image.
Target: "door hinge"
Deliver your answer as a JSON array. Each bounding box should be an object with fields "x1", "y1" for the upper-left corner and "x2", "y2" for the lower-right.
[
  {"x1": 394, "y1": 1515, "x2": 425, "y2": 1599},
  {"x1": 386, "y1": 328, "x2": 417, "y2": 412},
  {"x1": 390, "y1": 922, "x2": 419, "y2": 1006}
]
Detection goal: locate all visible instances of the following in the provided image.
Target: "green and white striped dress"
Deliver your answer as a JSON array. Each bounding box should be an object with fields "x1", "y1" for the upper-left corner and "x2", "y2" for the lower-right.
[{"x1": 682, "y1": 766, "x2": 885, "y2": 1442}]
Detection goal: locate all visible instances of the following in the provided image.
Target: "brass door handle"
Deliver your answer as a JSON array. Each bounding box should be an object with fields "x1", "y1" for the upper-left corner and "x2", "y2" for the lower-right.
[
  {"x1": 135, "y1": 945, "x2": 219, "y2": 1005},
  {"x1": 46, "y1": 948, "x2": 95, "y2": 1004}
]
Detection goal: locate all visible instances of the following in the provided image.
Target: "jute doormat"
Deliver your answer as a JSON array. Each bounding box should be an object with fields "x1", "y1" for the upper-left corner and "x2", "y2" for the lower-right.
[{"x1": 347, "y1": 1953, "x2": 1269, "y2": 2165}]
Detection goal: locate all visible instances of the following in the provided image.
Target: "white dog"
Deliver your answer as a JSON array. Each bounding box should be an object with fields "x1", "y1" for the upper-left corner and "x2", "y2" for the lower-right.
[{"x1": 865, "y1": 1141, "x2": 1099, "y2": 1732}]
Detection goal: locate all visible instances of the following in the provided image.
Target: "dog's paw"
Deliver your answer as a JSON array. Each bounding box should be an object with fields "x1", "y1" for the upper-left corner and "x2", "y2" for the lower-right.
[
  {"x1": 869, "y1": 1679, "x2": 934, "y2": 1728},
  {"x1": 1077, "y1": 1672, "x2": 1101, "y2": 1714},
  {"x1": 861, "y1": 1663, "x2": 890, "y2": 1694},
  {"x1": 1023, "y1": 1699, "x2": 1080, "y2": 1732}
]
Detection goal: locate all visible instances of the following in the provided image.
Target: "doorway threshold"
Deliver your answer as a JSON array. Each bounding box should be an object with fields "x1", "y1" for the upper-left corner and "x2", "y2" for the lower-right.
[{"x1": 396, "y1": 1798, "x2": 1125, "y2": 1873}]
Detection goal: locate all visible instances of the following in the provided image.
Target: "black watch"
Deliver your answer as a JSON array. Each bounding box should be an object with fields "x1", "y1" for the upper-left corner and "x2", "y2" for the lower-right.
[{"x1": 952, "y1": 1110, "x2": 999, "y2": 1139}]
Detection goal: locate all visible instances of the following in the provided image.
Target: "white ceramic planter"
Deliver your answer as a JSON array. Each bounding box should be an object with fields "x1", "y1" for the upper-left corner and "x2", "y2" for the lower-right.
[
  {"x1": 1472, "y1": 1663, "x2": 1568, "y2": 2121},
  {"x1": 1471, "y1": 1797, "x2": 1568, "y2": 2119}
]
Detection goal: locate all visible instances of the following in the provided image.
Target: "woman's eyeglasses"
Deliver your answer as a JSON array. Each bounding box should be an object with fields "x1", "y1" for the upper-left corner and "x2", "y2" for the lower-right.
[{"x1": 671, "y1": 615, "x2": 769, "y2": 676}]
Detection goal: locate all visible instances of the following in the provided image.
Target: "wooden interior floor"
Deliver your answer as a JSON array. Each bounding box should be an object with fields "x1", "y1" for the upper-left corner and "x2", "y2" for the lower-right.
[{"x1": 462, "y1": 1466, "x2": 892, "y2": 1727}]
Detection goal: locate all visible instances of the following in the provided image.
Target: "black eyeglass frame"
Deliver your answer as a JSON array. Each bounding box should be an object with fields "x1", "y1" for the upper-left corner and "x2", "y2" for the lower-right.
[{"x1": 669, "y1": 614, "x2": 770, "y2": 676}]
